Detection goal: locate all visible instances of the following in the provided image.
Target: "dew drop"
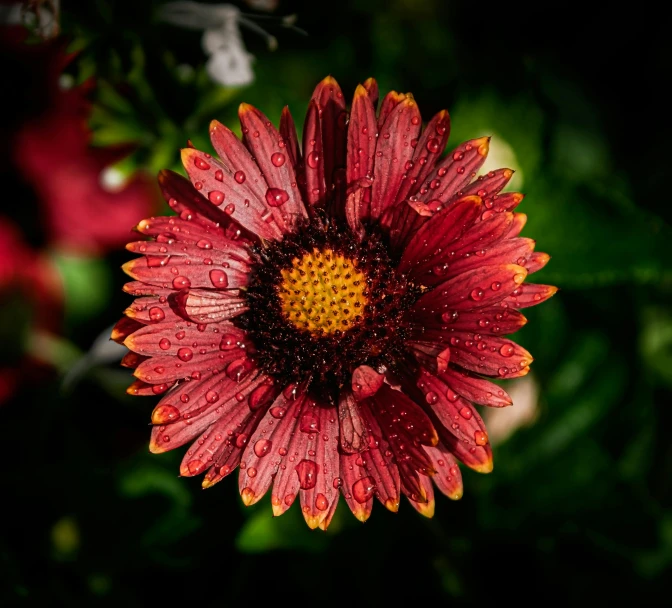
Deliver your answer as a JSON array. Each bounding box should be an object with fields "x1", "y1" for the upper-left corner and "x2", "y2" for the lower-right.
[
  {"x1": 459, "y1": 406, "x2": 473, "y2": 420},
  {"x1": 307, "y1": 151, "x2": 320, "y2": 169},
  {"x1": 149, "y1": 307, "x2": 165, "y2": 322},
  {"x1": 254, "y1": 439, "x2": 272, "y2": 458},
  {"x1": 300, "y1": 412, "x2": 321, "y2": 433},
  {"x1": 209, "y1": 269, "x2": 228, "y2": 288},
  {"x1": 270, "y1": 406, "x2": 286, "y2": 419},
  {"x1": 296, "y1": 459, "x2": 318, "y2": 490},
  {"x1": 474, "y1": 430, "x2": 488, "y2": 446},
  {"x1": 234, "y1": 170, "x2": 246, "y2": 184},
  {"x1": 265, "y1": 188, "x2": 289, "y2": 207},
  {"x1": 271, "y1": 152, "x2": 286, "y2": 167},
  {"x1": 159, "y1": 338, "x2": 171, "y2": 350},
  {"x1": 224, "y1": 203, "x2": 235, "y2": 215},
  {"x1": 499, "y1": 344, "x2": 514, "y2": 357},
  {"x1": 206, "y1": 390, "x2": 219, "y2": 403},
  {"x1": 352, "y1": 476, "x2": 376, "y2": 503},
  {"x1": 470, "y1": 288, "x2": 484, "y2": 301},
  {"x1": 194, "y1": 157, "x2": 210, "y2": 170},
  {"x1": 208, "y1": 190, "x2": 225, "y2": 205},
  {"x1": 426, "y1": 138, "x2": 440, "y2": 154},
  {"x1": 177, "y1": 347, "x2": 193, "y2": 362},
  {"x1": 152, "y1": 404, "x2": 180, "y2": 424},
  {"x1": 425, "y1": 391, "x2": 438, "y2": 405}
]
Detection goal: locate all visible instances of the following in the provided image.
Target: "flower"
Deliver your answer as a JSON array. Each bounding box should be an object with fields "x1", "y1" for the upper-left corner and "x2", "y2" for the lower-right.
[
  {"x1": 159, "y1": 2, "x2": 282, "y2": 87},
  {"x1": 11, "y1": 38, "x2": 158, "y2": 255},
  {"x1": 115, "y1": 76, "x2": 557, "y2": 529}
]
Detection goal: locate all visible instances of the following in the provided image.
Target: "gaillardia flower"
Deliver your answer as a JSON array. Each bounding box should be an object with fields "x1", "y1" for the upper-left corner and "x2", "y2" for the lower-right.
[{"x1": 114, "y1": 76, "x2": 556, "y2": 529}]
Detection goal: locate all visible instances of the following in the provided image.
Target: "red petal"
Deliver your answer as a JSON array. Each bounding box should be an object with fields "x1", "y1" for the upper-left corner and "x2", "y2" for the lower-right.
[
  {"x1": 148, "y1": 370, "x2": 263, "y2": 454},
  {"x1": 408, "y1": 474, "x2": 435, "y2": 518},
  {"x1": 208, "y1": 120, "x2": 291, "y2": 237},
  {"x1": 414, "y1": 305, "x2": 527, "y2": 337},
  {"x1": 398, "y1": 195, "x2": 482, "y2": 276},
  {"x1": 503, "y1": 283, "x2": 558, "y2": 308},
  {"x1": 126, "y1": 321, "x2": 249, "y2": 383},
  {"x1": 338, "y1": 389, "x2": 368, "y2": 453},
  {"x1": 411, "y1": 264, "x2": 528, "y2": 318},
  {"x1": 111, "y1": 316, "x2": 143, "y2": 343},
  {"x1": 347, "y1": 84, "x2": 377, "y2": 187},
  {"x1": 394, "y1": 109, "x2": 451, "y2": 205},
  {"x1": 268, "y1": 393, "x2": 313, "y2": 517},
  {"x1": 310, "y1": 76, "x2": 347, "y2": 196},
  {"x1": 448, "y1": 333, "x2": 533, "y2": 379},
  {"x1": 127, "y1": 379, "x2": 175, "y2": 396},
  {"x1": 376, "y1": 91, "x2": 406, "y2": 131},
  {"x1": 357, "y1": 409, "x2": 401, "y2": 512},
  {"x1": 181, "y1": 397, "x2": 266, "y2": 478},
  {"x1": 362, "y1": 77, "x2": 379, "y2": 109},
  {"x1": 340, "y1": 452, "x2": 373, "y2": 522},
  {"x1": 364, "y1": 384, "x2": 438, "y2": 475},
  {"x1": 370, "y1": 98, "x2": 422, "y2": 222},
  {"x1": 173, "y1": 289, "x2": 248, "y2": 324},
  {"x1": 235, "y1": 387, "x2": 307, "y2": 505},
  {"x1": 416, "y1": 237, "x2": 536, "y2": 287},
  {"x1": 238, "y1": 103, "x2": 308, "y2": 225},
  {"x1": 300, "y1": 100, "x2": 326, "y2": 207},
  {"x1": 352, "y1": 365, "x2": 384, "y2": 400},
  {"x1": 416, "y1": 137, "x2": 490, "y2": 205},
  {"x1": 124, "y1": 294, "x2": 184, "y2": 325},
  {"x1": 461, "y1": 168, "x2": 514, "y2": 201},
  {"x1": 135, "y1": 213, "x2": 248, "y2": 251},
  {"x1": 525, "y1": 252, "x2": 550, "y2": 274},
  {"x1": 416, "y1": 369, "x2": 493, "y2": 473},
  {"x1": 406, "y1": 341, "x2": 451, "y2": 374},
  {"x1": 279, "y1": 106, "x2": 300, "y2": 170},
  {"x1": 508, "y1": 212, "x2": 527, "y2": 237},
  {"x1": 157, "y1": 170, "x2": 237, "y2": 234},
  {"x1": 122, "y1": 251, "x2": 249, "y2": 292},
  {"x1": 441, "y1": 367, "x2": 512, "y2": 408},
  {"x1": 298, "y1": 402, "x2": 340, "y2": 529},
  {"x1": 424, "y1": 444, "x2": 463, "y2": 499}
]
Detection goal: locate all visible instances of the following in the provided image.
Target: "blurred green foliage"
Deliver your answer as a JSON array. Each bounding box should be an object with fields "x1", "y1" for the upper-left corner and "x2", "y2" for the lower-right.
[{"x1": 3, "y1": 0, "x2": 672, "y2": 604}]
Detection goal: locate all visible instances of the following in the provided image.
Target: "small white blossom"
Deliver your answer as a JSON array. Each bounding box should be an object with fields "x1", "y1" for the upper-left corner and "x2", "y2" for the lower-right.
[{"x1": 159, "y1": 2, "x2": 281, "y2": 87}]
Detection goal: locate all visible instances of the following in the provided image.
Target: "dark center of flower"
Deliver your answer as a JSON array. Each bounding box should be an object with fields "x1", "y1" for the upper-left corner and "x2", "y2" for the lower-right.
[{"x1": 238, "y1": 217, "x2": 418, "y2": 398}]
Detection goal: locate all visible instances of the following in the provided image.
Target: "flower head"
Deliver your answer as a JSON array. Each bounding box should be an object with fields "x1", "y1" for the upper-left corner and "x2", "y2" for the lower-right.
[{"x1": 115, "y1": 76, "x2": 557, "y2": 529}]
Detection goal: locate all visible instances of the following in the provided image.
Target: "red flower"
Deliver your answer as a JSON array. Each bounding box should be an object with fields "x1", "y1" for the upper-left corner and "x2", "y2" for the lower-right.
[
  {"x1": 115, "y1": 76, "x2": 557, "y2": 528},
  {"x1": 11, "y1": 37, "x2": 157, "y2": 255}
]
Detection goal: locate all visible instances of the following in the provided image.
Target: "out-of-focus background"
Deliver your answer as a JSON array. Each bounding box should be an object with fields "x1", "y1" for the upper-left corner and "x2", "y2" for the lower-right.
[{"x1": 2, "y1": 0, "x2": 671, "y2": 603}]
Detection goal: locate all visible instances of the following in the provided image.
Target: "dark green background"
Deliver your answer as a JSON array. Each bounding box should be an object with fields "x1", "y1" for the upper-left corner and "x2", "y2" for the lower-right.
[{"x1": 3, "y1": 0, "x2": 672, "y2": 604}]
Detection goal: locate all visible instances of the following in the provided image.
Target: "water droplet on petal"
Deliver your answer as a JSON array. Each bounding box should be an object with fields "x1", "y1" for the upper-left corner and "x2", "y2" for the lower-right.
[
  {"x1": 177, "y1": 347, "x2": 193, "y2": 362},
  {"x1": 149, "y1": 307, "x2": 165, "y2": 322},
  {"x1": 470, "y1": 288, "x2": 484, "y2": 301},
  {"x1": 254, "y1": 439, "x2": 272, "y2": 458},
  {"x1": 173, "y1": 276, "x2": 191, "y2": 289},
  {"x1": 352, "y1": 476, "x2": 375, "y2": 503},
  {"x1": 459, "y1": 406, "x2": 472, "y2": 420},
  {"x1": 159, "y1": 338, "x2": 171, "y2": 350},
  {"x1": 194, "y1": 157, "x2": 210, "y2": 170},
  {"x1": 206, "y1": 390, "x2": 219, "y2": 403},
  {"x1": 208, "y1": 190, "x2": 225, "y2": 205},
  {"x1": 499, "y1": 344, "x2": 514, "y2": 357},
  {"x1": 315, "y1": 493, "x2": 328, "y2": 511},
  {"x1": 271, "y1": 152, "x2": 285, "y2": 167},
  {"x1": 234, "y1": 170, "x2": 246, "y2": 184},
  {"x1": 307, "y1": 151, "x2": 320, "y2": 169},
  {"x1": 474, "y1": 430, "x2": 488, "y2": 446},
  {"x1": 426, "y1": 138, "x2": 440, "y2": 153},
  {"x1": 209, "y1": 269, "x2": 228, "y2": 288},
  {"x1": 296, "y1": 459, "x2": 318, "y2": 490},
  {"x1": 265, "y1": 188, "x2": 289, "y2": 207},
  {"x1": 425, "y1": 391, "x2": 438, "y2": 405}
]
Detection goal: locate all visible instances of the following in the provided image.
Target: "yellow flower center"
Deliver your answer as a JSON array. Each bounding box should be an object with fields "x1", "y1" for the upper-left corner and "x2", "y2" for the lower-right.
[{"x1": 278, "y1": 248, "x2": 368, "y2": 335}]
